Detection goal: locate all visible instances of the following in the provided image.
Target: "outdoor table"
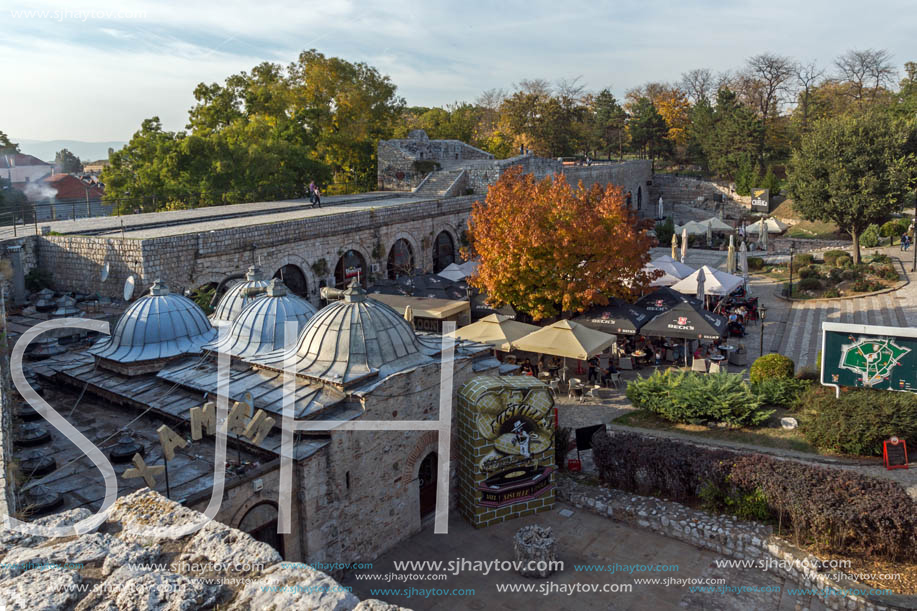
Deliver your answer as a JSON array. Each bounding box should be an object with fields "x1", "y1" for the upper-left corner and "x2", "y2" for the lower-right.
[
  {"x1": 708, "y1": 354, "x2": 726, "y2": 362},
  {"x1": 538, "y1": 371, "x2": 553, "y2": 381},
  {"x1": 719, "y1": 345, "x2": 737, "y2": 354}
]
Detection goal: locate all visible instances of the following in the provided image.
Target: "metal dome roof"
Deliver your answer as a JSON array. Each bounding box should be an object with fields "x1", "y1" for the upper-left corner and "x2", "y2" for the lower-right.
[
  {"x1": 205, "y1": 279, "x2": 318, "y2": 358},
  {"x1": 89, "y1": 281, "x2": 217, "y2": 363},
  {"x1": 210, "y1": 266, "x2": 271, "y2": 326},
  {"x1": 253, "y1": 281, "x2": 438, "y2": 387}
]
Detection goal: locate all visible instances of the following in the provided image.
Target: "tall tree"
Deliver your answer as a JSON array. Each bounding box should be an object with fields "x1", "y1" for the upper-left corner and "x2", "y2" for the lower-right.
[
  {"x1": 592, "y1": 89, "x2": 627, "y2": 159},
  {"x1": 680, "y1": 69, "x2": 715, "y2": 104},
  {"x1": 465, "y1": 166, "x2": 656, "y2": 320},
  {"x1": 793, "y1": 60, "x2": 826, "y2": 135},
  {"x1": 834, "y1": 48, "x2": 896, "y2": 103},
  {"x1": 787, "y1": 113, "x2": 917, "y2": 264},
  {"x1": 627, "y1": 98, "x2": 669, "y2": 161},
  {"x1": 0, "y1": 131, "x2": 18, "y2": 156},
  {"x1": 740, "y1": 53, "x2": 797, "y2": 170},
  {"x1": 54, "y1": 148, "x2": 83, "y2": 173}
]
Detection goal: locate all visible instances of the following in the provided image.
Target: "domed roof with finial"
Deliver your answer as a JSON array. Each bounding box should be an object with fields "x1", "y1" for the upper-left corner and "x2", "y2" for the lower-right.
[
  {"x1": 89, "y1": 281, "x2": 216, "y2": 363},
  {"x1": 253, "y1": 280, "x2": 439, "y2": 387},
  {"x1": 211, "y1": 266, "x2": 271, "y2": 326},
  {"x1": 205, "y1": 278, "x2": 318, "y2": 358}
]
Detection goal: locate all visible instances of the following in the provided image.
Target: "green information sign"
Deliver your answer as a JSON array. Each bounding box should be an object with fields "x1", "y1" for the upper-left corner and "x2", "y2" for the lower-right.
[{"x1": 821, "y1": 322, "x2": 917, "y2": 394}]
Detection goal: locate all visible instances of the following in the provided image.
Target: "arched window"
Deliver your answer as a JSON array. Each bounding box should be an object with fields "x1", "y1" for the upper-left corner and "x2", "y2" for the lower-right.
[
  {"x1": 387, "y1": 239, "x2": 414, "y2": 280},
  {"x1": 239, "y1": 502, "x2": 284, "y2": 558},
  {"x1": 334, "y1": 250, "x2": 367, "y2": 288},
  {"x1": 418, "y1": 452, "x2": 437, "y2": 518},
  {"x1": 273, "y1": 265, "x2": 307, "y2": 297},
  {"x1": 432, "y1": 231, "x2": 455, "y2": 273}
]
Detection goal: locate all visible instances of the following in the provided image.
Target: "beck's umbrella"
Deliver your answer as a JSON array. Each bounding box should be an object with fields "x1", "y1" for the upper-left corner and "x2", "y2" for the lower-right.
[
  {"x1": 641, "y1": 301, "x2": 729, "y2": 366},
  {"x1": 572, "y1": 298, "x2": 651, "y2": 335},
  {"x1": 681, "y1": 227, "x2": 688, "y2": 263},
  {"x1": 635, "y1": 286, "x2": 703, "y2": 313}
]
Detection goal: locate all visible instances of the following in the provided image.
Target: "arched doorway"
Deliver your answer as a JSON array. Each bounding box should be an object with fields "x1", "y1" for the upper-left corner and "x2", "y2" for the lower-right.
[
  {"x1": 432, "y1": 231, "x2": 455, "y2": 273},
  {"x1": 387, "y1": 239, "x2": 414, "y2": 280},
  {"x1": 239, "y1": 502, "x2": 284, "y2": 558},
  {"x1": 418, "y1": 452, "x2": 437, "y2": 519},
  {"x1": 273, "y1": 265, "x2": 307, "y2": 297},
  {"x1": 334, "y1": 250, "x2": 367, "y2": 288},
  {"x1": 637, "y1": 186, "x2": 643, "y2": 210}
]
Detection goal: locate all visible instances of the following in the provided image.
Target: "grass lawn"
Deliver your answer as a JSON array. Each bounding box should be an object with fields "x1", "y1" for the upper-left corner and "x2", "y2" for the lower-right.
[
  {"x1": 771, "y1": 198, "x2": 843, "y2": 240},
  {"x1": 612, "y1": 408, "x2": 817, "y2": 454}
]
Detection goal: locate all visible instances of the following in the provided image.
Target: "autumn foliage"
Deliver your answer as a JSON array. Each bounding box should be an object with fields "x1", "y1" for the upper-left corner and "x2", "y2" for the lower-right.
[{"x1": 464, "y1": 166, "x2": 656, "y2": 320}]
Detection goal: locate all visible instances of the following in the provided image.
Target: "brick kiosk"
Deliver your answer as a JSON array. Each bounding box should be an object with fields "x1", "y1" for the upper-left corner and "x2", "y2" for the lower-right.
[{"x1": 457, "y1": 375, "x2": 555, "y2": 528}]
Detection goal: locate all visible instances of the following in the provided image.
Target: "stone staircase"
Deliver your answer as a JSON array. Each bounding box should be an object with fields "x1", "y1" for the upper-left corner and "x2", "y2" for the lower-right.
[{"x1": 413, "y1": 169, "x2": 465, "y2": 197}]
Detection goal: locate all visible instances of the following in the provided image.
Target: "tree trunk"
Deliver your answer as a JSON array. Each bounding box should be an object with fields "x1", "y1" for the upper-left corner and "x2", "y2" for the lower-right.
[{"x1": 851, "y1": 230, "x2": 861, "y2": 265}]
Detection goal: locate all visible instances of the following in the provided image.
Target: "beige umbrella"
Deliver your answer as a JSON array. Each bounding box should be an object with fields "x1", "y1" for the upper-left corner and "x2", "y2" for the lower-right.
[
  {"x1": 513, "y1": 319, "x2": 617, "y2": 381},
  {"x1": 727, "y1": 235, "x2": 736, "y2": 274},
  {"x1": 705, "y1": 223, "x2": 713, "y2": 247},
  {"x1": 449, "y1": 313, "x2": 539, "y2": 352},
  {"x1": 671, "y1": 232, "x2": 678, "y2": 260},
  {"x1": 680, "y1": 226, "x2": 688, "y2": 263}
]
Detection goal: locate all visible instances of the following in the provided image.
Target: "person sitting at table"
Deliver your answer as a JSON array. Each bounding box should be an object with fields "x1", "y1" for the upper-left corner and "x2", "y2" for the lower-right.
[
  {"x1": 520, "y1": 359, "x2": 534, "y2": 376},
  {"x1": 654, "y1": 347, "x2": 664, "y2": 366},
  {"x1": 547, "y1": 356, "x2": 561, "y2": 378},
  {"x1": 536, "y1": 354, "x2": 545, "y2": 375},
  {"x1": 601, "y1": 361, "x2": 618, "y2": 386},
  {"x1": 693, "y1": 345, "x2": 704, "y2": 360},
  {"x1": 587, "y1": 355, "x2": 600, "y2": 384}
]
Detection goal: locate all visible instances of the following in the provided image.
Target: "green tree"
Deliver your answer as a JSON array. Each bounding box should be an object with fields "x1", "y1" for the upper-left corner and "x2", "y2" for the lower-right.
[
  {"x1": 627, "y1": 98, "x2": 669, "y2": 161},
  {"x1": 787, "y1": 113, "x2": 917, "y2": 263},
  {"x1": 592, "y1": 89, "x2": 627, "y2": 159},
  {"x1": 704, "y1": 88, "x2": 762, "y2": 181},
  {"x1": 54, "y1": 148, "x2": 83, "y2": 173},
  {"x1": 0, "y1": 131, "x2": 18, "y2": 156}
]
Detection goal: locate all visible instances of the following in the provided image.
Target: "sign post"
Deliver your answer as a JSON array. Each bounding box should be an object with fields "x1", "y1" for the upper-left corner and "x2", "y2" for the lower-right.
[
  {"x1": 883, "y1": 437, "x2": 908, "y2": 470},
  {"x1": 820, "y1": 322, "x2": 917, "y2": 396}
]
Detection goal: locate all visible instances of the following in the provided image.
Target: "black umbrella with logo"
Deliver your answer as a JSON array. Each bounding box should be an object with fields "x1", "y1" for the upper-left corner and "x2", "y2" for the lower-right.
[
  {"x1": 641, "y1": 301, "x2": 728, "y2": 366},
  {"x1": 572, "y1": 298, "x2": 651, "y2": 335},
  {"x1": 635, "y1": 286, "x2": 703, "y2": 313}
]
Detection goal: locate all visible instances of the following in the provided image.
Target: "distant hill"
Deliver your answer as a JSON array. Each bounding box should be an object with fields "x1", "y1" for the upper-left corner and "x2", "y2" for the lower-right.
[{"x1": 11, "y1": 139, "x2": 126, "y2": 164}]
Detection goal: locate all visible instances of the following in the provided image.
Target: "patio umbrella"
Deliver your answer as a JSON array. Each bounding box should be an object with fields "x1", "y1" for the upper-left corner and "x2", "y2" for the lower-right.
[
  {"x1": 404, "y1": 305, "x2": 414, "y2": 325},
  {"x1": 513, "y1": 319, "x2": 616, "y2": 380},
  {"x1": 701, "y1": 217, "x2": 733, "y2": 233},
  {"x1": 740, "y1": 240, "x2": 749, "y2": 293},
  {"x1": 681, "y1": 227, "x2": 688, "y2": 263},
  {"x1": 449, "y1": 313, "x2": 539, "y2": 352},
  {"x1": 670, "y1": 233, "x2": 678, "y2": 260},
  {"x1": 759, "y1": 223, "x2": 768, "y2": 251},
  {"x1": 727, "y1": 235, "x2": 736, "y2": 274},
  {"x1": 635, "y1": 286, "x2": 703, "y2": 313},
  {"x1": 641, "y1": 301, "x2": 729, "y2": 366},
  {"x1": 459, "y1": 260, "x2": 479, "y2": 277},
  {"x1": 696, "y1": 267, "x2": 706, "y2": 303},
  {"x1": 705, "y1": 223, "x2": 712, "y2": 247},
  {"x1": 671, "y1": 265, "x2": 743, "y2": 297},
  {"x1": 437, "y1": 262, "x2": 466, "y2": 282},
  {"x1": 657, "y1": 196, "x2": 664, "y2": 219},
  {"x1": 649, "y1": 255, "x2": 695, "y2": 280},
  {"x1": 572, "y1": 298, "x2": 651, "y2": 335}
]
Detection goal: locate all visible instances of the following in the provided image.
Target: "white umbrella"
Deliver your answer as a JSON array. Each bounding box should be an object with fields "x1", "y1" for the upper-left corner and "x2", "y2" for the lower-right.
[
  {"x1": 437, "y1": 262, "x2": 466, "y2": 282},
  {"x1": 706, "y1": 223, "x2": 712, "y2": 247},
  {"x1": 696, "y1": 267, "x2": 706, "y2": 303},
  {"x1": 657, "y1": 196, "x2": 664, "y2": 219},
  {"x1": 404, "y1": 305, "x2": 414, "y2": 324},
  {"x1": 681, "y1": 227, "x2": 688, "y2": 263},
  {"x1": 649, "y1": 255, "x2": 695, "y2": 279},
  {"x1": 701, "y1": 217, "x2": 733, "y2": 233},
  {"x1": 671, "y1": 265, "x2": 744, "y2": 297},
  {"x1": 727, "y1": 235, "x2": 736, "y2": 274},
  {"x1": 759, "y1": 224, "x2": 768, "y2": 251},
  {"x1": 671, "y1": 232, "x2": 678, "y2": 260},
  {"x1": 740, "y1": 240, "x2": 749, "y2": 292}
]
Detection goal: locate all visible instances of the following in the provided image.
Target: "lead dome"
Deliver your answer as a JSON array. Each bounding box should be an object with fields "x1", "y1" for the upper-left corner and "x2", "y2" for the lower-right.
[{"x1": 210, "y1": 266, "x2": 271, "y2": 326}]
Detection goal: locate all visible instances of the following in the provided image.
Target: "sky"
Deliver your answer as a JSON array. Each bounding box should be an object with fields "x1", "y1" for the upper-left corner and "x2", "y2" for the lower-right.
[{"x1": 2, "y1": 0, "x2": 915, "y2": 143}]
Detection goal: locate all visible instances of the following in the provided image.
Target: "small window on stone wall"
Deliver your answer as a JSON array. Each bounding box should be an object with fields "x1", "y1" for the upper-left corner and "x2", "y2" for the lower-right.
[{"x1": 345, "y1": 471, "x2": 351, "y2": 489}]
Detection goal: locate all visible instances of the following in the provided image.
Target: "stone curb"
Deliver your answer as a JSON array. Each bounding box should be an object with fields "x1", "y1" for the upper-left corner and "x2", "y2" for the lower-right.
[{"x1": 557, "y1": 476, "x2": 916, "y2": 611}]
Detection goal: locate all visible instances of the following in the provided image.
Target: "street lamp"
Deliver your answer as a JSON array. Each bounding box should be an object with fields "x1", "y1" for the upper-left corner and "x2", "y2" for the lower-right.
[
  {"x1": 758, "y1": 305, "x2": 768, "y2": 356},
  {"x1": 788, "y1": 241, "x2": 796, "y2": 298}
]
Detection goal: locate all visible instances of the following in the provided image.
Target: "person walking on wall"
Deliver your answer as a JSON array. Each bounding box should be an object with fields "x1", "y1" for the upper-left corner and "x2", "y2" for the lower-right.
[{"x1": 312, "y1": 185, "x2": 322, "y2": 208}]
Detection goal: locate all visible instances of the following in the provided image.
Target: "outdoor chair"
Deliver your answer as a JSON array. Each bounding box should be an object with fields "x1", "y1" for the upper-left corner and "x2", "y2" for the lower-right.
[
  {"x1": 691, "y1": 358, "x2": 708, "y2": 373},
  {"x1": 605, "y1": 373, "x2": 621, "y2": 389},
  {"x1": 548, "y1": 379, "x2": 561, "y2": 397},
  {"x1": 709, "y1": 361, "x2": 723, "y2": 374},
  {"x1": 568, "y1": 378, "x2": 584, "y2": 400}
]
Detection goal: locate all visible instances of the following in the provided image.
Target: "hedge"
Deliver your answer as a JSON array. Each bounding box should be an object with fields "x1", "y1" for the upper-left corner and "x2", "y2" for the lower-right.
[
  {"x1": 798, "y1": 385, "x2": 917, "y2": 456},
  {"x1": 626, "y1": 370, "x2": 772, "y2": 427},
  {"x1": 752, "y1": 378, "x2": 812, "y2": 407},
  {"x1": 792, "y1": 253, "x2": 814, "y2": 266},
  {"x1": 749, "y1": 354, "x2": 795, "y2": 383},
  {"x1": 822, "y1": 250, "x2": 847, "y2": 266},
  {"x1": 746, "y1": 256, "x2": 765, "y2": 271},
  {"x1": 592, "y1": 430, "x2": 917, "y2": 560}
]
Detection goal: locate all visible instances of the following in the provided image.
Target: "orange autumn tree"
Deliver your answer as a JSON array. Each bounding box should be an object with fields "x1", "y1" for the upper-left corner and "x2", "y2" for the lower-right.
[{"x1": 464, "y1": 166, "x2": 657, "y2": 321}]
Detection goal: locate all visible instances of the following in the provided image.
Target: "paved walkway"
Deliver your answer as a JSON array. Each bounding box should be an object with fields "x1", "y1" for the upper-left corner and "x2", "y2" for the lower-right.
[{"x1": 341, "y1": 501, "x2": 825, "y2": 611}]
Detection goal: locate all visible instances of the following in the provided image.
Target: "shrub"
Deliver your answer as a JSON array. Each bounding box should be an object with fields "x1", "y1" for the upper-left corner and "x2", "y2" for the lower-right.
[
  {"x1": 860, "y1": 223, "x2": 881, "y2": 247},
  {"x1": 880, "y1": 218, "x2": 909, "y2": 243},
  {"x1": 749, "y1": 354, "x2": 795, "y2": 383},
  {"x1": 797, "y1": 277, "x2": 821, "y2": 291},
  {"x1": 823, "y1": 288, "x2": 840, "y2": 298},
  {"x1": 626, "y1": 370, "x2": 772, "y2": 427},
  {"x1": 593, "y1": 429, "x2": 917, "y2": 560},
  {"x1": 654, "y1": 217, "x2": 675, "y2": 246},
  {"x1": 822, "y1": 250, "x2": 847, "y2": 266},
  {"x1": 826, "y1": 268, "x2": 843, "y2": 285},
  {"x1": 836, "y1": 255, "x2": 853, "y2": 268},
  {"x1": 874, "y1": 264, "x2": 899, "y2": 282},
  {"x1": 746, "y1": 256, "x2": 765, "y2": 271},
  {"x1": 752, "y1": 378, "x2": 812, "y2": 407},
  {"x1": 792, "y1": 253, "x2": 814, "y2": 266},
  {"x1": 840, "y1": 268, "x2": 858, "y2": 281},
  {"x1": 869, "y1": 280, "x2": 885, "y2": 292},
  {"x1": 798, "y1": 386, "x2": 917, "y2": 456},
  {"x1": 870, "y1": 252, "x2": 891, "y2": 264},
  {"x1": 797, "y1": 265, "x2": 820, "y2": 279},
  {"x1": 24, "y1": 269, "x2": 52, "y2": 292},
  {"x1": 852, "y1": 279, "x2": 871, "y2": 292}
]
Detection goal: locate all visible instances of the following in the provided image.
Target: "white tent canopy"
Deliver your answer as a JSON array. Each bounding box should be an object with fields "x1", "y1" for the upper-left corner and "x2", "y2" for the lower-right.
[
  {"x1": 648, "y1": 255, "x2": 695, "y2": 280},
  {"x1": 675, "y1": 221, "x2": 708, "y2": 236},
  {"x1": 700, "y1": 217, "x2": 733, "y2": 233},
  {"x1": 746, "y1": 217, "x2": 787, "y2": 234},
  {"x1": 671, "y1": 265, "x2": 744, "y2": 297},
  {"x1": 437, "y1": 262, "x2": 466, "y2": 281}
]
